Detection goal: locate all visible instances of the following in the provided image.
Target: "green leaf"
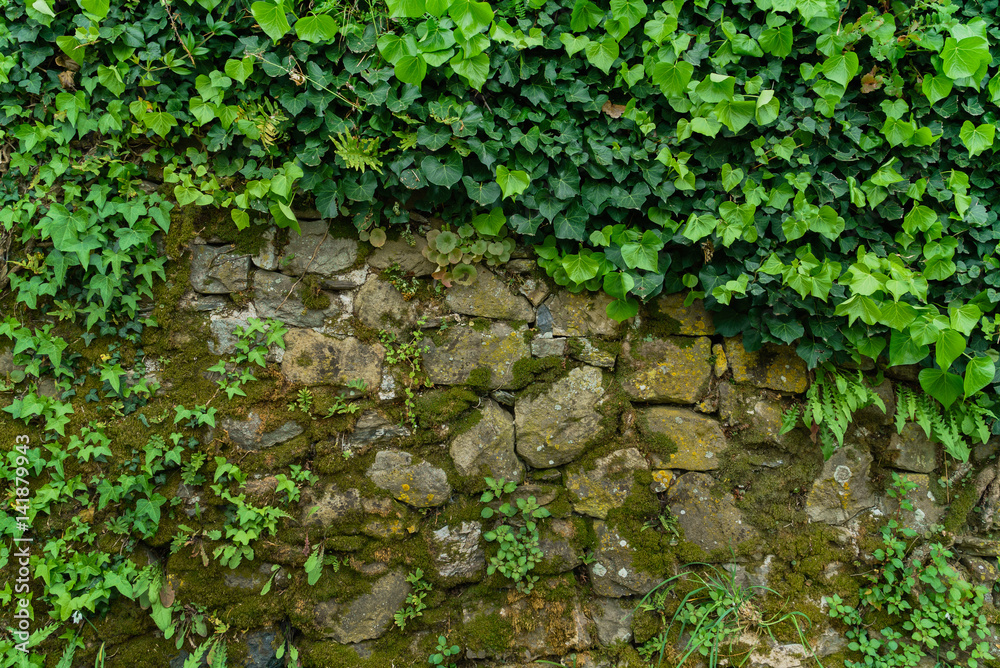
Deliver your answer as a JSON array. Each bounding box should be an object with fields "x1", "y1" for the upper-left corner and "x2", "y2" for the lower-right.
[
  {"x1": 763, "y1": 313, "x2": 805, "y2": 344},
  {"x1": 585, "y1": 36, "x2": 619, "y2": 74},
  {"x1": 715, "y1": 99, "x2": 756, "y2": 133},
  {"x1": 834, "y1": 294, "x2": 881, "y2": 326},
  {"x1": 496, "y1": 166, "x2": 530, "y2": 200},
  {"x1": 79, "y1": 0, "x2": 109, "y2": 21},
  {"x1": 562, "y1": 253, "x2": 600, "y2": 284},
  {"x1": 450, "y1": 52, "x2": 490, "y2": 90},
  {"x1": 570, "y1": 0, "x2": 604, "y2": 31},
  {"x1": 958, "y1": 121, "x2": 995, "y2": 157},
  {"x1": 888, "y1": 330, "x2": 929, "y2": 367},
  {"x1": 560, "y1": 33, "x2": 590, "y2": 56},
  {"x1": 621, "y1": 230, "x2": 663, "y2": 272},
  {"x1": 650, "y1": 60, "x2": 694, "y2": 97},
  {"x1": 231, "y1": 210, "x2": 250, "y2": 230},
  {"x1": 821, "y1": 51, "x2": 859, "y2": 87},
  {"x1": 755, "y1": 90, "x2": 780, "y2": 125},
  {"x1": 295, "y1": 14, "x2": 339, "y2": 42},
  {"x1": 942, "y1": 36, "x2": 990, "y2": 79},
  {"x1": 470, "y1": 207, "x2": 506, "y2": 236},
  {"x1": 610, "y1": 0, "x2": 647, "y2": 28},
  {"x1": 603, "y1": 271, "x2": 634, "y2": 299},
  {"x1": 949, "y1": 303, "x2": 981, "y2": 336},
  {"x1": 142, "y1": 112, "x2": 177, "y2": 138},
  {"x1": 606, "y1": 297, "x2": 639, "y2": 322},
  {"x1": 449, "y1": 0, "x2": 494, "y2": 34},
  {"x1": 922, "y1": 74, "x2": 953, "y2": 105},
  {"x1": 759, "y1": 25, "x2": 793, "y2": 57},
  {"x1": 395, "y1": 55, "x2": 427, "y2": 85},
  {"x1": 918, "y1": 369, "x2": 964, "y2": 408},
  {"x1": 964, "y1": 357, "x2": 995, "y2": 397},
  {"x1": 721, "y1": 164, "x2": 744, "y2": 192},
  {"x1": 935, "y1": 329, "x2": 966, "y2": 371},
  {"x1": 878, "y1": 301, "x2": 917, "y2": 330},
  {"x1": 386, "y1": 0, "x2": 425, "y2": 17},
  {"x1": 251, "y1": 2, "x2": 292, "y2": 44}
]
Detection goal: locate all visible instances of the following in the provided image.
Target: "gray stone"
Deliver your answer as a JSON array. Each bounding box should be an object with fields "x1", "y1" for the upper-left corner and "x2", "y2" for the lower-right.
[
  {"x1": 445, "y1": 268, "x2": 535, "y2": 321},
  {"x1": 314, "y1": 570, "x2": 409, "y2": 643},
  {"x1": 961, "y1": 555, "x2": 999, "y2": 586},
  {"x1": 303, "y1": 485, "x2": 363, "y2": 527},
  {"x1": 279, "y1": 220, "x2": 358, "y2": 276},
  {"x1": 207, "y1": 307, "x2": 258, "y2": 356},
  {"x1": 281, "y1": 329, "x2": 383, "y2": 390},
  {"x1": 565, "y1": 448, "x2": 649, "y2": 519},
  {"x1": 253, "y1": 270, "x2": 340, "y2": 328},
  {"x1": 515, "y1": 366, "x2": 606, "y2": 468},
  {"x1": 888, "y1": 423, "x2": 937, "y2": 473},
  {"x1": 519, "y1": 277, "x2": 550, "y2": 307},
  {"x1": 428, "y1": 521, "x2": 485, "y2": 582},
  {"x1": 368, "y1": 236, "x2": 436, "y2": 276},
  {"x1": 569, "y1": 338, "x2": 617, "y2": 369},
  {"x1": 545, "y1": 291, "x2": 620, "y2": 336},
  {"x1": 531, "y1": 337, "x2": 566, "y2": 358},
  {"x1": 718, "y1": 384, "x2": 801, "y2": 449},
  {"x1": 252, "y1": 227, "x2": 279, "y2": 271},
  {"x1": 668, "y1": 472, "x2": 759, "y2": 553},
  {"x1": 538, "y1": 519, "x2": 583, "y2": 574},
  {"x1": 449, "y1": 399, "x2": 524, "y2": 484},
  {"x1": 220, "y1": 412, "x2": 303, "y2": 450},
  {"x1": 536, "y1": 304, "x2": 553, "y2": 335},
  {"x1": 354, "y1": 275, "x2": 417, "y2": 335},
  {"x1": 589, "y1": 521, "x2": 660, "y2": 597},
  {"x1": 421, "y1": 321, "x2": 531, "y2": 389},
  {"x1": 804, "y1": 446, "x2": 878, "y2": 524},
  {"x1": 590, "y1": 597, "x2": 634, "y2": 644},
  {"x1": 0, "y1": 346, "x2": 12, "y2": 378},
  {"x1": 347, "y1": 411, "x2": 411, "y2": 451},
  {"x1": 191, "y1": 245, "x2": 250, "y2": 294},
  {"x1": 180, "y1": 293, "x2": 228, "y2": 312},
  {"x1": 366, "y1": 450, "x2": 452, "y2": 508},
  {"x1": 243, "y1": 630, "x2": 282, "y2": 668},
  {"x1": 507, "y1": 592, "x2": 592, "y2": 659},
  {"x1": 620, "y1": 336, "x2": 713, "y2": 404},
  {"x1": 887, "y1": 473, "x2": 944, "y2": 532},
  {"x1": 954, "y1": 536, "x2": 1000, "y2": 557},
  {"x1": 855, "y1": 379, "x2": 895, "y2": 427},
  {"x1": 725, "y1": 337, "x2": 808, "y2": 394},
  {"x1": 640, "y1": 407, "x2": 728, "y2": 471}
]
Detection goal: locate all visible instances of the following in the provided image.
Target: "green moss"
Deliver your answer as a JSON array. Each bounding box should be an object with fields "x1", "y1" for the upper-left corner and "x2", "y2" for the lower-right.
[
  {"x1": 470, "y1": 317, "x2": 492, "y2": 332},
  {"x1": 466, "y1": 365, "x2": 492, "y2": 391},
  {"x1": 716, "y1": 447, "x2": 820, "y2": 534},
  {"x1": 412, "y1": 387, "x2": 478, "y2": 425},
  {"x1": 460, "y1": 610, "x2": 515, "y2": 653},
  {"x1": 298, "y1": 275, "x2": 332, "y2": 310},
  {"x1": 508, "y1": 356, "x2": 566, "y2": 393},
  {"x1": 942, "y1": 477, "x2": 982, "y2": 534}
]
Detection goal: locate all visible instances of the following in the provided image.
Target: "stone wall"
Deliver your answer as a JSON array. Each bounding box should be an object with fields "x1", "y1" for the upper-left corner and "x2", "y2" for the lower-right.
[{"x1": 32, "y1": 216, "x2": 1000, "y2": 667}]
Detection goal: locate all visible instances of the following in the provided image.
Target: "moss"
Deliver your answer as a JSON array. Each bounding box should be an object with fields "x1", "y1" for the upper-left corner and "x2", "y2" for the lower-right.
[
  {"x1": 298, "y1": 274, "x2": 332, "y2": 310},
  {"x1": 466, "y1": 365, "x2": 492, "y2": 391},
  {"x1": 716, "y1": 446, "x2": 820, "y2": 534},
  {"x1": 470, "y1": 317, "x2": 492, "y2": 332},
  {"x1": 412, "y1": 387, "x2": 478, "y2": 426},
  {"x1": 508, "y1": 355, "x2": 567, "y2": 393},
  {"x1": 942, "y1": 476, "x2": 982, "y2": 534},
  {"x1": 460, "y1": 610, "x2": 515, "y2": 653}
]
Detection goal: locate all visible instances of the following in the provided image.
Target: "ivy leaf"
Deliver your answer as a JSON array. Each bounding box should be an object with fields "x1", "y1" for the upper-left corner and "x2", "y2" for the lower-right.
[
  {"x1": 585, "y1": 36, "x2": 619, "y2": 75},
  {"x1": 295, "y1": 14, "x2": 339, "y2": 42},
  {"x1": 421, "y1": 153, "x2": 464, "y2": 188},
  {"x1": 964, "y1": 357, "x2": 995, "y2": 397},
  {"x1": 224, "y1": 57, "x2": 255, "y2": 84},
  {"x1": 313, "y1": 182, "x2": 341, "y2": 218},
  {"x1": 715, "y1": 99, "x2": 756, "y2": 133},
  {"x1": 755, "y1": 90, "x2": 780, "y2": 125},
  {"x1": 79, "y1": 0, "x2": 110, "y2": 21},
  {"x1": 553, "y1": 204, "x2": 588, "y2": 241},
  {"x1": 449, "y1": 0, "x2": 494, "y2": 34},
  {"x1": 942, "y1": 36, "x2": 990, "y2": 79},
  {"x1": 958, "y1": 121, "x2": 995, "y2": 157},
  {"x1": 142, "y1": 112, "x2": 177, "y2": 138},
  {"x1": 463, "y1": 177, "x2": 501, "y2": 206},
  {"x1": 821, "y1": 52, "x2": 859, "y2": 87},
  {"x1": 878, "y1": 301, "x2": 918, "y2": 330},
  {"x1": 834, "y1": 294, "x2": 880, "y2": 326},
  {"x1": 949, "y1": 303, "x2": 981, "y2": 336},
  {"x1": 386, "y1": 0, "x2": 425, "y2": 17},
  {"x1": 251, "y1": 2, "x2": 292, "y2": 44},
  {"x1": 606, "y1": 297, "x2": 639, "y2": 322},
  {"x1": 471, "y1": 208, "x2": 506, "y2": 236},
  {"x1": 763, "y1": 313, "x2": 804, "y2": 344},
  {"x1": 560, "y1": 33, "x2": 590, "y2": 56},
  {"x1": 650, "y1": 60, "x2": 693, "y2": 97},
  {"x1": 450, "y1": 52, "x2": 490, "y2": 90},
  {"x1": 721, "y1": 164, "x2": 744, "y2": 192},
  {"x1": 496, "y1": 166, "x2": 530, "y2": 200},
  {"x1": 922, "y1": 74, "x2": 953, "y2": 105},
  {"x1": 610, "y1": 0, "x2": 647, "y2": 28},
  {"x1": 918, "y1": 369, "x2": 964, "y2": 408},
  {"x1": 570, "y1": 0, "x2": 604, "y2": 31},
  {"x1": 620, "y1": 230, "x2": 663, "y2": 272},
  {"x1": 759, "y1": 25, "x2": 793, "y2": 57},
  {"x1": 394, "y1": 55, "x2": 427, "y2": 85},
  {"x1": 562, "y1": 253, "x2": 600, "y2": 284},
  {"x1": 935, "y1": 329, "x2": 966, "y2": 371},
  {"x1": 888, "y1": 330, "x2": 928, "y2": 367},
  {"x1": 603, "y1": 271, "x2": 634, "y2": 299}
]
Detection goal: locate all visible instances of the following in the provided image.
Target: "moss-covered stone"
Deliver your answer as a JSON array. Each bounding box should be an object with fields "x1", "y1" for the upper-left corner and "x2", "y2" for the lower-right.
[
  {"x1": 725, "y1": 336, "x2": 809, "y2": 393},
  {"x1": 619, "y1": 336, "x2": 712, "y2": 404}
]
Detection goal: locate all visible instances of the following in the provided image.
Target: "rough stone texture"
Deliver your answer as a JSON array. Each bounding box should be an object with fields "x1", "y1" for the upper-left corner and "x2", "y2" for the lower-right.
[
  {"x1": 252, "y1": 227, "x2": 279, "y2": 271},
  {"x1": 180, "y1": 292, "x2": 228, "y2": 312},
  {"x1": 531, "y1": 337, "x2": 566, "y2": 357},
  {"x1": 515, "y1": 366, "x2": 606, "y2": 468},
  {"x1": 360, "y1": 496, "x2": 416, "y2": 539},
  {"x1": 207, "y1": 306, "x2": 257, "y2": 355},
  {"x1": 281, "y1": 330, "x2": 383, "y2": 390},
  {"x1": 347, "y1": 411, "x2": 411, "y2": 451},
  {"x1": 190, "y1": 245, "x2": 250, "y2": 294},
  {"x1": 313, "y1": 570, "x2": 409, "y2": 643},
  {"x1": 428, "y1": 521, "x2": 485, "y2": 582},
  {"x1": 421, "y1": 321, "x2": 530, "y2": 389},
  {"x1": 368, "y1": 236, "x2": 436, "y2": 276},
  {"x1": 590, "y1": 597, "x2": 634, "y2": 644},
  {"x1": 887, "y1": 473, "x2": 944, "y2": 532},
  {"x1": 589, "y1": 521, "x2": 660, "y2": 597},
  {"x1": 569, "y1": 338, "x2": 617, "y2": 369},
  {"x1": 804, "y1": 446, "x2": 878, "y2": 524},
  {"x1": 302, "y1": 485, "x2": 362, "y2": 527},
  {"x1": 366, "y1": 450, "x2": 452, "y2": 508},
  {"x1": 961, "y1": 555, "x2": 999, "y2": 586},
  {"x1": 641, "y1": 407, "x2": 728, "y2": 471},
  {"x1": 887, "y1": 423, "x2": 937, "y2": 473},
  {"x1": 654, "y1": 293, "x2": 715, "y2": 335},
  {"x1": 0, "y1": 346, "x2": 13, "y2": 378},
  {"x1": 220, "y1": 412, "x2": 303, "y2": 450},
  {"x1": 954, "y1": 536, "x2": 1000, "y2": 557},
  {"x1": 445, "y1": 268, "x2": 535, "y2": 321},
  {"x1": 668, "y1": 472, "x2": 759, "y2": 552},
  {"x1": 519, "y1": 276, "x2": 550, "y2": 306},
  {"x1": 713, "y1": 342, "x2": 728, "y2": 377},
  {"x1": 620, "y1": 336, "x2": 712, "y2": 403},
  {"x1": 855, "y1": 379, "x2": 895, "y2": 427},
  {"x1": 651, "y1": 469, "x2": 675, "y2": 493},
  {"x1": 279, "y1": 220, "x2": 358, "y2": 276},
  {"x1": 544, "y1": 291, "x2": 620, "y2": 337},
  {"x1": 718, "y1": 384, "x2": 800, "y2": 449},
  {"x1": 506, "y1": 592, "x2": 593, "y2": 659},
  {"x1": 253, "y1": 270, "x2": 340, "y2": 328},
  {"x1": 354, "y1": 274, "x2": 417, "y2": 335},
  {"x1": 449, "y1": 399, "x2": 524, "y2": 484},
  {"x1": 725, "y1": 337, "x2": 809, "y2": 394},
  {"x1": 537, "y1": 519, "x2": 583, "y2": 574},
  {"x1": 565, "y1": 448, "x2": 649, "y2": 519}
]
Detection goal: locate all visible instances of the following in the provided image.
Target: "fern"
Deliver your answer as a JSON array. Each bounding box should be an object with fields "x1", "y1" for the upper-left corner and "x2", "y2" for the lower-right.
[
  {"x1": 893, "y1": 385, "x2": 993, "y2": 462},
  {"x1": 330, "y1": 132, "x2": 385, "y2": 174}
]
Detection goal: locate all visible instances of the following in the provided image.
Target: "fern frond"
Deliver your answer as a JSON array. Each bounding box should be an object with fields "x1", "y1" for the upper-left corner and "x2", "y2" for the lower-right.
[{"x1": 329, "y1": 132, "x2": 385, "y2": 174}]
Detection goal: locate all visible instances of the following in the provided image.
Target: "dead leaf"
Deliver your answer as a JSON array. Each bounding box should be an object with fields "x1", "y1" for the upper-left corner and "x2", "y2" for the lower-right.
[
  {"x1": 601, "y1": 101, "x2": 627, "y2": 119},
  {"x1": 860, "y1": 66, "x2": 883, "y2": 94},
  {"x1": 159, "y1": 579, "x2": 176, "y2": 608},
  {"x1": 55, "y1": 54, "x2": 80, "y2": 72},
  {"x1": 58, "y1": 70, "x2": 75, "y2": 90}
]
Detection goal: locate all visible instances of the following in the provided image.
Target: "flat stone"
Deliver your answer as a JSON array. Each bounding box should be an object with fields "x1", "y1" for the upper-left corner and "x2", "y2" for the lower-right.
[
  {"x1": 445, "y1": 268, "x2": 535, "y2": 322},
  {"x1": 190, "y1": 245, "x2": 250, "y2": 294},
  {"x1": 207, "y1": 306, "x2": 258, "y2": 356},
  {"x1": 421, "y1": 321, "x2": 530, "y2": 389},
  {"x1": 536, "y1": 304, "x2": 553, "y2": 335},
  {"x1": 589, "y1": 521, "x2": 660, "y2": 597},
  {"x1": 954, "y1": 536, "x2": 1000, "y2": 557},
  {"x1": 519, "y1": 277, "x2": 550, "y2": 306},
  {"x1": 449, "y1": 399, "x2": 524, "y2": 485},
  {"x1": 354, "y1": 275, "x2": 417, "y2": 335},
  {"x1": 220, "y1": 412, "x2": 303, "y2": 450},
  {"x1": 537, "y1": 519, "x2": 583, "y2": 574},
  {"x1": 887, "y1": 423, "x2": 937, "y2": 473},
  {"x1": 366, "y1": 450, "x2": 452, "y2": 508},
  {"x1": 544, "y1": 291, "x2": 620, "y2": 337},
  {"x1": 569, "y1": 338, "x2": 617, "y2": 369},
  {"x1": 565, "y1": 448, "x2": 649, "y2": 519},
  {"x1": 855, "y1": 379, "x2": 895, "y2": 427},
  {"x1": 180, "y1": 293, "x2": 228, "y2": 312},
  {"x1": 717, "y1": 384, "x2": 801, "y2": 449},
  {"x1": 252, "y1": 227, "x2": 279, "y2": 271},
  {"x1": 428, "y1": 521, "x2": 485, "y2": 582},
  {"x1": 503, "y1": 589, "x2": 592, "y2": 659},
  {"x1": 668, "y1": 472, "x2": 759, "y2": 553},
  {"x1": 253, "y1": 270, "x2": 340, "y2": 328},
  {"x1": 653, "y1": 293, "x2": 715, "y2": 335},
  {"x1": 620, "y1": 336, "x2": 712, "y2": 404},
  {"x1": 640, "y1": 407, "x2": 728, "y2": 471},
  {"x1": 886, "y1": 473, "x2": 944, "y2": 532},
  {"x1": 281, "y1": 329, "x2": 383, "y2": 390},
  {"x1": 725, "y1": 337, "x2": 808, "y2": 393},
  {"x1": 347, "y1": 411, "x2": 411, "y2": 451},
  {"x1": 804, "y1": 446, "x2": 878, "y2": 524},
  {"x1": 515, "y1": 366, "x2": 606, "y2": 468},
  {"x1": 590, "y1": 597, "x2": 634, "y2": 644},
  {"x1": 279, "y1": 220, "x2": 358, "y2": 276},
  {"x1": 302, "y1": 485, "x2": 362, "y2": 527},
  {"x1": 313, "y1": 570, "x2": 409, "y2": 643},
  {"x1": 367, "y1": 236, "x2": 436, "y2": 276},
  {"x1": 531, "y1": 337, "x2": 566, "y2": 357},
  {"x1": 961, "y1": 555, "x2": 999, "y2": 586}
]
